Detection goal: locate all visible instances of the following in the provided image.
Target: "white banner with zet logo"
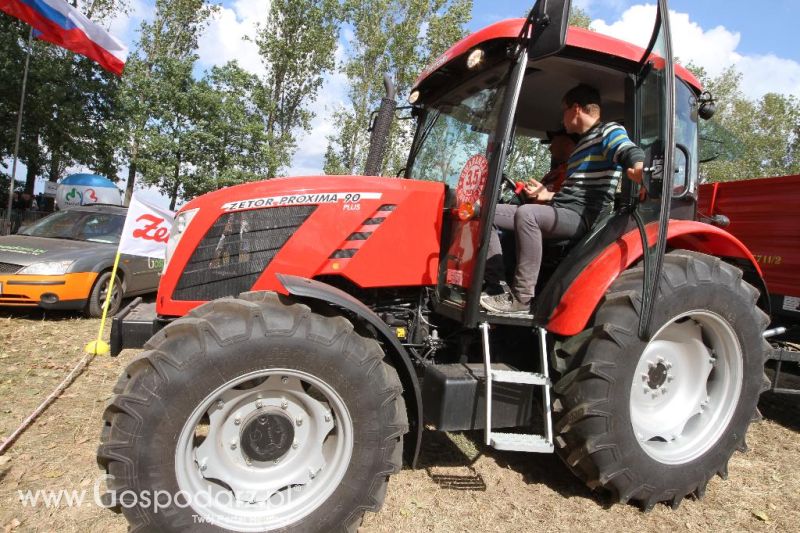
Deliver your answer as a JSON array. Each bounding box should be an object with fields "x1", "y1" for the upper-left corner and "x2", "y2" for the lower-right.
[{"x1": 119, "y1": 195, "x2": 175, "y2": 259}]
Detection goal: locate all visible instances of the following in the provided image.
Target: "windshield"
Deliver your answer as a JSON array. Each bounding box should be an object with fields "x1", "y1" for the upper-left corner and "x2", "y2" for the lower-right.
[
  {"x1": 407, "y1": 69, "x2": 510, "y2": 201},
  {"x1": 20, "y1": 210, "x2": 125, "y2": 244}
]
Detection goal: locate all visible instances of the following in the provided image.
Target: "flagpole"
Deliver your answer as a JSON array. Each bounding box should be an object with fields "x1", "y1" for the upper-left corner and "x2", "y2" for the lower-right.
[
  {"x1": 84, "y1": 251, "x2": 122, "y2": 355},
  {"x1": 4, "y1": 27, "x2": 33, "y2": 236}
]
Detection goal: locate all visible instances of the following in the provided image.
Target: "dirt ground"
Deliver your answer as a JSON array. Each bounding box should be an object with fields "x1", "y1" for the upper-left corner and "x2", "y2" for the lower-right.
[{"x1": 0, "y1": 309, "x2": 797, "y2": 533}]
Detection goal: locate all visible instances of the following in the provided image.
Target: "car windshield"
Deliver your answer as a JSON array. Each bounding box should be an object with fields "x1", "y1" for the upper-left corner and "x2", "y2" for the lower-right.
[
  {"x1": 407, "y1": 68, "x2": 510, "y2": 194},
  {"x1": 19, "y1": 210, "x2": 125, "y2": 244}
]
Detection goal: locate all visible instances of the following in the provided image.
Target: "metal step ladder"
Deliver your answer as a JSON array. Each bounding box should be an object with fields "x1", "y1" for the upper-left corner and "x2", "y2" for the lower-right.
[{"x1": 480, "y1": 322, "x2": 554, "y2": 453}]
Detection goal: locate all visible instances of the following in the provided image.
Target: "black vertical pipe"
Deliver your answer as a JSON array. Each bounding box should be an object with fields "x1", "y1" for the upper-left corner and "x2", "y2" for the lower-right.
[{"x1": 364, "y1": 74, "x2": 397, "y2": 176}]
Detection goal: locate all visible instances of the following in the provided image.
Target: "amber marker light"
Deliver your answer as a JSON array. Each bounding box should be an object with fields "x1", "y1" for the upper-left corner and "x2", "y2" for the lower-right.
[{"x1": 456, "y1": 202, "x2": 476, "y2": 221}]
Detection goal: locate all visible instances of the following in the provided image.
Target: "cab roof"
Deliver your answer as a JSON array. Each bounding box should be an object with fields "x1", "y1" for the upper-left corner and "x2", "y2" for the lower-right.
[{"x1": 413, "y1": 19, "x2": 701, "y2": 92}]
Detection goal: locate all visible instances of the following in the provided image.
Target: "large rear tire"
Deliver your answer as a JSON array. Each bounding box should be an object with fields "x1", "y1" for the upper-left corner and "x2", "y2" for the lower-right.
[
  {"x1": 97, "y1": 291, "x2": 407, "y2": 532},
  {"x1": 553, "y1": 250, "x2": 770, "y2": 510}
]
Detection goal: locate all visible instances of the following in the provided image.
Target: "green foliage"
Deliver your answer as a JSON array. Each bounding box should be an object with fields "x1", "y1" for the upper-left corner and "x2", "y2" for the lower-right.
[
  {"x1": 0, "y1": 3, "x2": 125, "y2": 195},
  {"x1": 324, "y1": 0, "x2": 473, "y2": 176},
  {"x1": 257, "y1": 0, "x2": 340, "y2": 177},
  {"x1": 113, "y1": 0, "x2": 216, "y2": 206},
  {"x1": 690, "y1": 63, "x2": 800, "y2": 182},
  {"x1": 569, "y1": 6, "x2": 593, "y2": 30}
]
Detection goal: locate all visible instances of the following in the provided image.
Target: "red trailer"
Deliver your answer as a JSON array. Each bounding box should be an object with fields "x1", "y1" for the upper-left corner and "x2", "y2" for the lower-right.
[{"x1": 699, "y1": 174, "x2": 800, "y2": 393}]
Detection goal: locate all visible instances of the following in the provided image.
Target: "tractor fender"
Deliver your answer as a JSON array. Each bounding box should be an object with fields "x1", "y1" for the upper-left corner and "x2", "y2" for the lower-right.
[
  {"x1": 546, "y1": 220, "x2": 765, "y2": 336},
  {"x1": 276, "y1": 273, "x2": 423, "y2": 468}
]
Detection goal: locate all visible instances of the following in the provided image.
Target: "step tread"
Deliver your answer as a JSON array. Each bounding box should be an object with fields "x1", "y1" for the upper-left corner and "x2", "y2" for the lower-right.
[
  {"x1": 491, "y1": 369, "x2": 549, "y2": 385},
  {"x1": 490, "y1": 432, "x2": 554, "y2": 453}
]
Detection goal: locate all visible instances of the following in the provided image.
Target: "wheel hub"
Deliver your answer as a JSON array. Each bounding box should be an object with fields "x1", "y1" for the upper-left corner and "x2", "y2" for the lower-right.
[
  {"x1": 647, "y1": 361, "x2": 669, "y2": 390},
  {"x1": 241, "y1": 412, "x2": 295, "y2": 463}
]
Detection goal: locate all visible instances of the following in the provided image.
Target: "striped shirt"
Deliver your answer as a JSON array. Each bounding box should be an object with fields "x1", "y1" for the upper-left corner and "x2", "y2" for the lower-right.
[{"x1": 552, "y1": 122, "x2": 644, "y2": 225}]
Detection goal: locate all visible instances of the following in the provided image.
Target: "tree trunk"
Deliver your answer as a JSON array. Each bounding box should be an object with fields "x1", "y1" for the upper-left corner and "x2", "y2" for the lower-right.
[
  {"x1": 125, "y1": 160, "x2": 137, "y2": 206},
  {"x1": 24, "y1": 160, "x2": 38, "y2": 195},
  {"x1": 169, "y1": 153, "x2": 181, "y2": 211}
]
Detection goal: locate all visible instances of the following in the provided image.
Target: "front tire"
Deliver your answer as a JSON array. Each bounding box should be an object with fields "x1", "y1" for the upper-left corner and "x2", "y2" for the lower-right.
[
  {"x1": 98, "y1": 292, "x2": 407, "y2": 532},
  {"x1": 85, "y1": 271, "x2": 123, "y2": 318},
  {"x1": 553, "y1": 250, "x2": 770, "y2": 510}
]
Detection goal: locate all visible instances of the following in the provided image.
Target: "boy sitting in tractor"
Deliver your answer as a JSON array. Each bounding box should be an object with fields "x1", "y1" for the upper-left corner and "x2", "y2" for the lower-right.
[{"x1": 482, "y1": 84, "x2": 645, "y2": 314}]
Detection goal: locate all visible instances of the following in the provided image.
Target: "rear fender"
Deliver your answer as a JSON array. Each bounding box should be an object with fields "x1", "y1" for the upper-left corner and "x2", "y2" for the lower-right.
[
  {"x1": 546, "y1": 220, "x2": 765, "y2": 336},
  {"x1": 276, "y1": 274, "x2": 423, "y2": 468}
]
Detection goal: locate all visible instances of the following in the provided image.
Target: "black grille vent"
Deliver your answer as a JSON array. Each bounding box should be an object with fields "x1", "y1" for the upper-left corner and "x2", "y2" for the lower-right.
[
  {"x1": 0, "y1": 262, "x2": 22, "y2": 274},
  {"x1": 173, "y1": 205, "x2": 316, "y2": 301}
]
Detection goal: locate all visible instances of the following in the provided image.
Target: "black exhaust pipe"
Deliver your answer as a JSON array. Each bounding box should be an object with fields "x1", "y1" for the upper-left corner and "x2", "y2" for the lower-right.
[{"x1": 364, "y1": 74, "x2": 397, "y2": 176}]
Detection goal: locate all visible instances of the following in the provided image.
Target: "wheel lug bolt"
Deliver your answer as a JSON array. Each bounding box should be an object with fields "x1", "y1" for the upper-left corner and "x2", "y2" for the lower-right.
[
  {"x1": 661, "y1": 388, "x2": 668, "y2": 395},
  {"x1": 274, "y1": 459, "x2": 280, "y2": 464},
  {"x1": 282, "y1": 376, "x2": 288, "y2": 384},
  {"x1": 230, "y1": 439, "x2": 237, "y2": 450},
  {"x1": 292, "y1": 441, "x2": 299, "y2": 450},
  {"x1": 281, "y1": 398, "x2": 289, "y2": 410},
  {"x1": 296, "y1": 416, "x2": 303, "y2": 426},
  {"x1": 234, "y1": 416, "x2": 241, "y2": 425},
  {"x1": 667, "y1": 375, "x2": 674, "y2": 382},
  {"x1": 309, "y1": 471, "x2": 316, "y2": 479},
  {"x1": 246, "y1": 458, "x2": 252, "y2": 465},
  {"x1": 200, "y1": 463, "x2": 207, "y2": 471},
  {"x1": 256, "y1": 400, "x2": 263, "y2": 409},
  {"x1": 216, "y1": 400, "x2": 224, "y2": 409}
]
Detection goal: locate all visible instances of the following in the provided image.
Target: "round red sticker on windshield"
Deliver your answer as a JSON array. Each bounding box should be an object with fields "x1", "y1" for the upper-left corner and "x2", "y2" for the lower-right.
[{"x1": 456, "y1": 155, "x2": 488, "y2": 205}]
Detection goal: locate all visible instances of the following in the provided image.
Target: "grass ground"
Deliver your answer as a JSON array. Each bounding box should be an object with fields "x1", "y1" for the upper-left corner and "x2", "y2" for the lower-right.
[{"x1": 0, "y1": 309, "x2": 797, "y2": 532}]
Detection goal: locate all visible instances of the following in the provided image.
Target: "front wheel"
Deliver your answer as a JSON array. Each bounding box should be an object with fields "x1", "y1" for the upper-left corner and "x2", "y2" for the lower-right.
[
  {"x1": 553, "y1": 250, "x2": 770, "y2": 510},
  {"x1": 84, "y1": 271, "x2": 122, "y2": 318},
  {"x1": 98, "y1": 292, "x2": 407, "y2": 532}
]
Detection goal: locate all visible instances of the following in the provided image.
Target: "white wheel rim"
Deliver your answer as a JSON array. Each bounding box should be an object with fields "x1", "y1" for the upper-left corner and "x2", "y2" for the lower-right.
[
  {"x1": 629, "y1": 310, "x2": 743, "y2": 465},
  {"x1": 175, "y1": 368, "x2": 353, "y2": 531}
]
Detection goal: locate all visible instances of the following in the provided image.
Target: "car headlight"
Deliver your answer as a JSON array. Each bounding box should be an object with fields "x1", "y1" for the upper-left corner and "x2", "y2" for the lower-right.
[
  {"x1": 17, "y1": 260, "x2": 75, "y2": 275},
  {"x1": 164, "y1": 208, "x2": 199, "y2": 273}
]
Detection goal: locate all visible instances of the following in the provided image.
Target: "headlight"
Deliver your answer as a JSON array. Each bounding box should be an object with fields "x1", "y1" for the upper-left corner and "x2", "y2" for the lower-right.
[
  {"x1": 17, "y1": 260, "x2": 75, "y2": 275},
  {"x1": 164, "y1": 208, "x2": 199, "y2": 273}
]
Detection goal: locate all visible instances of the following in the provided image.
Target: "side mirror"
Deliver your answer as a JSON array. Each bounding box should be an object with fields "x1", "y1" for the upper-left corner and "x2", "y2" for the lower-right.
[{"x1": 527, "y1": 0, "x2": 572, "y2": 60}]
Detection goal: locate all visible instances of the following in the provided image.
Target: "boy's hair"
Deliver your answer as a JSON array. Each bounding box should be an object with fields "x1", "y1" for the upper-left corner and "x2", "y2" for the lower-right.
[{"x1": 563, "y1": 83, "x2": 601, "y2": 116}]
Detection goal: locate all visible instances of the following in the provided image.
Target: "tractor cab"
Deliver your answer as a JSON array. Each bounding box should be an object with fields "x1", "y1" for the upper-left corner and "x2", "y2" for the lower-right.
[{"x1": 405, "y1": 1, "x2": 703, "y2": 331}]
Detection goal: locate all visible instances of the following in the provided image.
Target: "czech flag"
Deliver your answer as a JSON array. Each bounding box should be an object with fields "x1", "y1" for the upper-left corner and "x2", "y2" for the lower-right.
[{"x1": 0, "y1": 0, "x2": 128, "y2": 76}]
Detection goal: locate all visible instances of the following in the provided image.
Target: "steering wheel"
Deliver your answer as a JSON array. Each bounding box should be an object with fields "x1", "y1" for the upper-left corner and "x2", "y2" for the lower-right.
[{"x1": 499, "y1": 174, "x2": 525, "y2": 204}]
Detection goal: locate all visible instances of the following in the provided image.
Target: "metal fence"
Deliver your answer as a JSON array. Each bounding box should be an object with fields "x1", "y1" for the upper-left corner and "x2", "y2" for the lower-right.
[{"x1": 0, "y1": 209, "x2": 50, "y2": 235}]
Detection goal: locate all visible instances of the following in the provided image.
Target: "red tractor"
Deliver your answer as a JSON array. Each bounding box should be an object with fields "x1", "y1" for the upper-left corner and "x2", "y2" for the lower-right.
[{"x1": 99, "y1": 1, "x2": 772, "y2": 530}]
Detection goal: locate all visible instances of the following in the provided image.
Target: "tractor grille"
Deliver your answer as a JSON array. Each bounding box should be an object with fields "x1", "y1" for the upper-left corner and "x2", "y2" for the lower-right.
[
  {"x1": 173, "y1": 205, "x2": 317, "y2": 301},
  {"x1": 0, "y1": 262, "x2": 22, "y2": 274}
]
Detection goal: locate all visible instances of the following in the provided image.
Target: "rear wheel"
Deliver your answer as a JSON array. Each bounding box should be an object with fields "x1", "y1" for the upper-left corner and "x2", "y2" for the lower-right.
[
  {"x1": 98, "y1": 292, "x2": 407, "y2": 532},
  {"x1": 553, "y1": 250, "x2": 770, "y2": 510}
]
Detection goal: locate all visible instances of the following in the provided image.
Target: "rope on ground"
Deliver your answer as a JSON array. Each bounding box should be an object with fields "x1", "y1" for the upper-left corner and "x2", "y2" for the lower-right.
[{"x1": 0, "y1": 351, "x2": 95, "y2": 455}]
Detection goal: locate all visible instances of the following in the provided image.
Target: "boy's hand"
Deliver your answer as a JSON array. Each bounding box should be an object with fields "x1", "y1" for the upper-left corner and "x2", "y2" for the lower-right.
[{"x1": 524, "y1": 179, "x2": 554, "y2": 202}]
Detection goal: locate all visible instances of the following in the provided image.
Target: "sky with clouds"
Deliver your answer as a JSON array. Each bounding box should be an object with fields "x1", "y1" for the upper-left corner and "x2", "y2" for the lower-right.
[{"x1": 5, "y1": 0, "x2": 800, "y2": 207}]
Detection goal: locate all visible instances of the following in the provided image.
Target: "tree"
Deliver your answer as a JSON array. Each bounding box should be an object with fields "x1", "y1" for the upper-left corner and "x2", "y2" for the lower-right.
[
  {"x1": 324, "y1": 0, "x2": 472, "y2": 177},
  {"x1": 113, "y1": 0, "x2": 215, "y2": 205},
  {"x1": 183, "y1": 62, "x2": 282, "y2": 198},
  {"x1": 0, "y1": 1, "x2": 127, "y2": 201},
  {"x1": 256, "y1": 0, "x2": 341, "y2": 177},
  {"x1": 691, "y1": 64, "x2": 800, "y2": 182},
  {"x1": 569, "y1": 6, "x2": 592, "y2": 30}
]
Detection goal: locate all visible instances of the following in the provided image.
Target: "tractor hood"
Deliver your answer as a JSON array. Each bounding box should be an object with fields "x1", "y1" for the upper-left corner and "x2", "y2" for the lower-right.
[{"x1": 159, "y1": 175, "x2": 447, "y2": 316}]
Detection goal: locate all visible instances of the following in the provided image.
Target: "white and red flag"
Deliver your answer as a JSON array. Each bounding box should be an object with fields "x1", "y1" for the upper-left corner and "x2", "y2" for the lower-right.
[
  {"x1": 119, "y1": 195, "x2": 174, "y2": 259},
  {"x1": 0, "y1": 0, "x2": 128, "y2": 75}
]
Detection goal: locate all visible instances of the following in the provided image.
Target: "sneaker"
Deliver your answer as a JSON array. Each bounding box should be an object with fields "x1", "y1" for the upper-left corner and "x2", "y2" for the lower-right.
[{"x1": 479, "y1": 291, "x2": 532, "y2": 314}]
